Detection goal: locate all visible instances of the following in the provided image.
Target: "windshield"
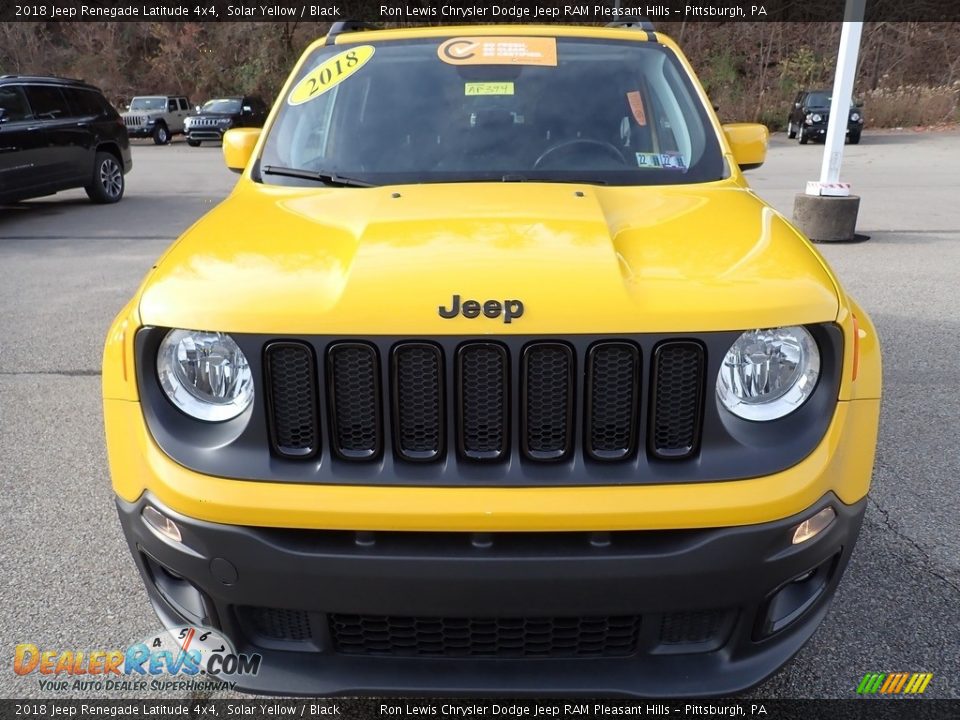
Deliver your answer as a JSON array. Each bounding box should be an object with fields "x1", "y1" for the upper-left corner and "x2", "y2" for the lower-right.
[
  {"x1": 259, "y1": 36, "x2": 725, "y2": 187},
  {"x1": 202, "y1": 98, "x2": 242, "y2": 114},
  {"x1": 806, "y1": 92, "x2": 832, "y2": 107},
  {"x1": 806, "y1": 92, "x2": 861, "y2": 110},
  {"x1": 129, "y1": 97, "x2": 166, "y2": 111}
]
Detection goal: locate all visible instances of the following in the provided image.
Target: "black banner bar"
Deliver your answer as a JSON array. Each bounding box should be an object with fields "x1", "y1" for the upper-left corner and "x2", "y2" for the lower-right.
[
  {"x1": 2, "y1": 700, "x2": 959, "y2": 720},
  {"x1": 4, "y1": 0, "x2": 960, "y2": 23}
]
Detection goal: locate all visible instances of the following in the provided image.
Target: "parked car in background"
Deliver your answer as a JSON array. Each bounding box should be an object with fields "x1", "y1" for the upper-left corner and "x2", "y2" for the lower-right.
[
  {"x1": 787, "y1": 90, "x2": 864, "y2": 144},
  {"x1": 0, "y1": 74, "x2": 131, "y2": 204},
  {"x1": 121, "y1": 95, "x2": 190, "y2": 145},
  {"x1": 184, "y1": 96, "x2": 269, "y2": 146}
]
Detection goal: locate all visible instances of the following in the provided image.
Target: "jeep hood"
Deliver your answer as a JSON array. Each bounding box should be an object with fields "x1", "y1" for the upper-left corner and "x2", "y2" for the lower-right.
[{"x1": 138, "y1": 182, "x2": 840, "y2": 335}]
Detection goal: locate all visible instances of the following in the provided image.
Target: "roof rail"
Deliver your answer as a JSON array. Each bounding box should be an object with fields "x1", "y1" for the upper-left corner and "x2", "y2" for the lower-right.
[
  {"x1": 324, "y1": 21, "x2": 379, "y2": 45},
  {"x1": 0, "y1": 74, "x2": 88, "y2": 84}
]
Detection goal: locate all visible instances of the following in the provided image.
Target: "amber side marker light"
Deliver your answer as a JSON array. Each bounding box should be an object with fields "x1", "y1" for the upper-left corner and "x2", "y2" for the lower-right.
[
  {"x1": 792, "y1": 507, "x2": 836, "y2": 545},
  {"x1": 142, "y1": 506, "x2": 183, "y2": 543}
]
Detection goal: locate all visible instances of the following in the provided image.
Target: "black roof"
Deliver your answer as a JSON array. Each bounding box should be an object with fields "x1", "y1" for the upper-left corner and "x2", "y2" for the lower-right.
[{"x1": 0, "y1": 74, "x2": 96, "y2": 89}]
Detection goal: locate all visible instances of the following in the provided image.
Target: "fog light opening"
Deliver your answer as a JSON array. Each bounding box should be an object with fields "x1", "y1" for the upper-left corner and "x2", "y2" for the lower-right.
[
  {"x1": 792, "y1": 506, "x2": 836, "y2": 545},
  {"x1": 143, "y1": 506, "x2": 183, "y2": 543}
]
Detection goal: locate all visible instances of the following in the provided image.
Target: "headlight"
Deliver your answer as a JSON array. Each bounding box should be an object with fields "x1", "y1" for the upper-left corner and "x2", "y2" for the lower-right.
[
  {"x1": 717, "y1": 326, "x2": 820, "y2": 421},
  {"x1": 218, "y1": 118, "x2": 233, "y2": 128},
  {"x1": 851, "y1": 112, "x2": 862, "y2": 122},
  {"x1": 811, "y1": 113, "x2": 823, "y2": 123},
  {"x1": 157, "y1": 329, "x2": 254, "y2": 422}
]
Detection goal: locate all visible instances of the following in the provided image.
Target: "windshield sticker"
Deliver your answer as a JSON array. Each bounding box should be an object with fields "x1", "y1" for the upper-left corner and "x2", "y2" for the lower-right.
[
  {"x1": 438, "y1": 37, "x2": 557, "y2": 67},
  {"x1": 288, "y1": 45, "x2": 375, "y2": 106},
  {"x1": 626, "y1": 91, "x2": 647, "y2": 126},
  {"x1": 636, "y1": 152, "x2": 688, "y2": 170},
  {"x1": 465, "y1": 82, "x2": 515, "y2": 96}
]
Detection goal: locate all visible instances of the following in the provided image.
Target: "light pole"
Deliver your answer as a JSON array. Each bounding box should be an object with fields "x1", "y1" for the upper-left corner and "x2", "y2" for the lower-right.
[{"x1": 792, "y1": 0, "x2": 866, "y2": 242}]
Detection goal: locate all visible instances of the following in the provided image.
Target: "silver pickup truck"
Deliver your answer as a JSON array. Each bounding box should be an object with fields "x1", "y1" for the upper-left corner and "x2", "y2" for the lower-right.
[{"x1": 121, "y1": 95, "x2": 190, "y2": 145}]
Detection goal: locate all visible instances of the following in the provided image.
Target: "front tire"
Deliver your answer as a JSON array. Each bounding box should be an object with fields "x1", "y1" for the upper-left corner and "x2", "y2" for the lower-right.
[
  {"x1": 152, "y1": 124, "x2": 170, "y2": 145},
  {"x1": 848, "y1": 132, "x2": 861, "y2": 145},
  {"x1": 798, "y1": 126, "x2": 809, "y2": 144},
  {"x1": 85, "y1": 151, "x2": 124, "y2": 204},
  {"x1": 787, "y1": 121, "x2": 797, "y2": 139}
]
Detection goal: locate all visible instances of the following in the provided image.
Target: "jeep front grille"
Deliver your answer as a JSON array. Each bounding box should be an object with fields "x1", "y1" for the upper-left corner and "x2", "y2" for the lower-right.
[
  {"x1": 327, "y1": 343, "x2": 382, "y2": 459},
  {"x1": 650, "y1": 342, "x2": 705, "y2": 459},
  {"x1": 189, "y1": 117, "x2": 222, "y2": 127},
  {"x1": 585, "y1": 342, "x2": 641, "y2": 460},
  {"x1": 262, "y1": 338, "x2": 706, "y2": 468},
  {"x1": 264, "y1": 342, "x2": 320, "y2": 458},
  {"x1": 457, "y1": 343, "x2": 509, "y2": 461},
  {"x1": 123, "y1": 115, "x2": 146, "y2": 127},
  {"x1": 522, "y1": 343, "x2": 574, "y2": 461},
  {"x1": 392, "y1": 343, "x2": 444, "y2": 461}
]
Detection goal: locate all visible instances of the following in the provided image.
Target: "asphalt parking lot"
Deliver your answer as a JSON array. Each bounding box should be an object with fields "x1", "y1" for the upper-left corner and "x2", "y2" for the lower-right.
[{"x1": 1, "y1": 130, "x2": 958, "y2": 700}]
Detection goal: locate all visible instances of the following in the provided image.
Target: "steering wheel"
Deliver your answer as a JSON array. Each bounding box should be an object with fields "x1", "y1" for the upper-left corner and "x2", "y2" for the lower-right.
[{"x1": 533, "y1": 138, "x2": 627, "y2": 169}]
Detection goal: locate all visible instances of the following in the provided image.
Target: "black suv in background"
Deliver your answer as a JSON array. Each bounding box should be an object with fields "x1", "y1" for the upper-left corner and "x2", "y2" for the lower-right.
[
  {"x1": 184, "y1": 95, "x2": 268, "y2": 146},
  {"x1": 787, "y1": 90, "x2": 865, "y2": 145},
  {"x1": 0, "y1": 75, "x2": 132, "y2": 204}
]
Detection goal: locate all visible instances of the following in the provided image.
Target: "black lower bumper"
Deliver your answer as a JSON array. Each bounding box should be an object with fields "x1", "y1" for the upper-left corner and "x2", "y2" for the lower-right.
[{"x1": 116, "y1": 493, "x2": 865, "y2": 697}]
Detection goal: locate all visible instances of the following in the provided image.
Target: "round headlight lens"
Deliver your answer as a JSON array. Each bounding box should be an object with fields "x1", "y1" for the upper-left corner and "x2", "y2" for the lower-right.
[
  {"x1": 157, "y1": 329, "x2": 254, "y2": 422},
  {"x1": 811, "y1": 113, "x2": 823, "y2": 123},
  {"x1": 851, "y1": 112, "x2": 861, "y2": 122},
  {"x1": 717, "y1": 326, "x2": 820, "y2": 421}
]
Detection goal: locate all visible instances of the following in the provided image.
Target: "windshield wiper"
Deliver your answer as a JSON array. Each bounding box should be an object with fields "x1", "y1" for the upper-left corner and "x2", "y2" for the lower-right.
[{"x1": 261, "y1": 165, "x2": 376, "y2": 188}]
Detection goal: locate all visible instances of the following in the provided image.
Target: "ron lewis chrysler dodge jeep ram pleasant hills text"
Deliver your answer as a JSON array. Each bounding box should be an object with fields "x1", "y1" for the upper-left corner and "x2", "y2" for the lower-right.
[{"x1": 103, "y1": 22, "x2": 882, "y2": 697}]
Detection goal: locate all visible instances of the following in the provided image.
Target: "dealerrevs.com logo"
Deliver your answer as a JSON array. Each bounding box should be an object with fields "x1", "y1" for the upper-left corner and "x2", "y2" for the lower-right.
[{"x1": 13, "y1": 626, "x2": 261, "y2": 693}]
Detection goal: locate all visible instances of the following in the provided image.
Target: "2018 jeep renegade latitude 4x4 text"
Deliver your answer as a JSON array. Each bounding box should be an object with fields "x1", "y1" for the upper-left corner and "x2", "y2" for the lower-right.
[{"x1": 103, "y1": 23, "x2": 882, "y2": 697}]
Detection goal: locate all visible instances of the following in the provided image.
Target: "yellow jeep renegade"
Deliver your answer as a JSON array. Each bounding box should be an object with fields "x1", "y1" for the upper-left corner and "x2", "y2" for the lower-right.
[{"x1": 103, "y1": 21, "x2": 881, "y2": 696}]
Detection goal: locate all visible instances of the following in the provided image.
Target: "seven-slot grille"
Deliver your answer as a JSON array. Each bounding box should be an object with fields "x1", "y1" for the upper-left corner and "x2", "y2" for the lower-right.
[
  {"x1": 188, "y1": 116, "x2": 222, "y2": 127},
  {"x1": 262, "y1": 339, "x2": 705, "y2": 465}
]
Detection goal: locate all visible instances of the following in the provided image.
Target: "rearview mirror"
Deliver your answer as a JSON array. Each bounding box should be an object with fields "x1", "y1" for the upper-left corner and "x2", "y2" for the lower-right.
[
  {"x1": 723, "y1": 123, "x2": 768, "y2": 171},
  {"x1": 222, "y1": 127, "x2": 261, "y2": 173}
]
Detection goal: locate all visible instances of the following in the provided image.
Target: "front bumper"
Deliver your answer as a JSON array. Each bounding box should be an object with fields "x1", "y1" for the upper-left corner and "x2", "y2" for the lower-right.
[
  {"x1": 116, "y1": 492, "x2": 865, "y2": 697},
  {"x1": 186, "y1": 128, "x2": 226, "y2": 142},
  {"x1": 804, "y1": 121, "x2": 863, "y2": 139}
]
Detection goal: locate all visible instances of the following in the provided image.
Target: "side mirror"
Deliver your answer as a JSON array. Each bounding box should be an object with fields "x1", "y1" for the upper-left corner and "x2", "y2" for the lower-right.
[
  {"x1": 794, "y1": 102, "x2": 801, "y2": 109},
  {"x1": 195, "y1": 105, "x2": 201, "y2": 112},
  {"x1": 242, "y1": 105, "x2": 252, "y2": 114},
  {"x1": 723, "y1": 123, "x2": 768, "y2": 171},
  {"x1": 223, "y1": 127, "x2": 261, "y2": 173}
]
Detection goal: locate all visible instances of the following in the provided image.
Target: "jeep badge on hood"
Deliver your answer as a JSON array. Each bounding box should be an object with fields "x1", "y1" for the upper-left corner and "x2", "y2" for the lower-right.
[{"x1": 439, "y1": 295, "x2": 524, "y2": 324}]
